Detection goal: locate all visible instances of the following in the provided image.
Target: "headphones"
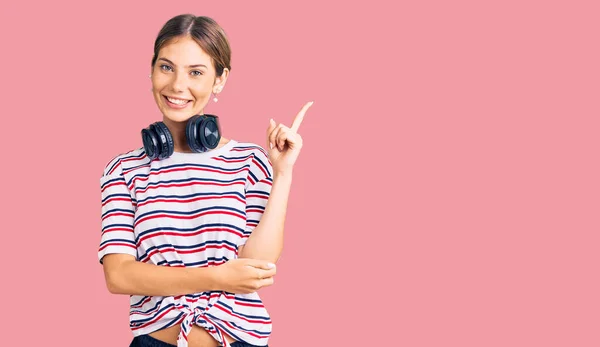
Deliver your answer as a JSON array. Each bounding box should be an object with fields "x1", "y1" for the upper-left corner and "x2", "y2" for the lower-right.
[{"x1": 141, "y1": 114, "x2": 222, "y2": 160}]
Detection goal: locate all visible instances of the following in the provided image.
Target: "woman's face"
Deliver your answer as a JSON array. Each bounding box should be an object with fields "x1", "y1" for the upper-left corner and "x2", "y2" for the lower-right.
[{"x1": 150, "y1": 35, "x2": 227, "y2": 123}]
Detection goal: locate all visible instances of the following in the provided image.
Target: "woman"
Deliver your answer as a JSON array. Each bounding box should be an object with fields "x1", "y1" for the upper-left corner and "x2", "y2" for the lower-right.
[{"x1": 98, "y1": 14, "x2": 311, "y2": 347}]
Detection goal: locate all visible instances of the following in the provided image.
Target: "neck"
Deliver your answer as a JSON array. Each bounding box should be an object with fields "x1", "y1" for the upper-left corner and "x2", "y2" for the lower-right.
[{"x1": 163, "y1": 117, "x2": 229, "y2": 153}]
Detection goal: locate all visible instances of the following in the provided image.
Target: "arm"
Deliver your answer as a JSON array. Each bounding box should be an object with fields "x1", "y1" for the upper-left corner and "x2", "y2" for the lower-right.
[
  {"x1": 238, "y1": 171, "x2": 292, "y2": 263},
  {"x1": 239, "y1": 102, "x2": 312, "y2": 263},
  {"x1": 102, "y1": 254, "x2": 220, "y2": 296}
]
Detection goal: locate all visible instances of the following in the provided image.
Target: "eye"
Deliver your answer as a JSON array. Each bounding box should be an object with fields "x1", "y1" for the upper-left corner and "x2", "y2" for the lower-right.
[
  {"x1": 191, "y1": 70, "x2": 203, "y2": 77},
  {"x1": 160, "y1": 64, "x2": 173, "y2": 72}
]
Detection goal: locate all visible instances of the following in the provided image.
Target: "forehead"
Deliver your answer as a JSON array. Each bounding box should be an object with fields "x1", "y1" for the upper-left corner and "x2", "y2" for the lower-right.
[{"x1": 158, "y1": 36, "x2": 213, "y2": 67}]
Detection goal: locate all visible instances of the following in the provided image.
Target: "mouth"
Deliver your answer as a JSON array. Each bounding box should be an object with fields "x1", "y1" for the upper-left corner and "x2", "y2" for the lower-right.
[{"x1": 163, "y1": 95, "x2": 192, "y2": 109}]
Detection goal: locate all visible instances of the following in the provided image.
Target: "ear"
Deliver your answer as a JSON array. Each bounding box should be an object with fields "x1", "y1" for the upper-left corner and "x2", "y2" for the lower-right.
[{"x1": 213, "y1": 68, "x2": 230, "y2": 94}]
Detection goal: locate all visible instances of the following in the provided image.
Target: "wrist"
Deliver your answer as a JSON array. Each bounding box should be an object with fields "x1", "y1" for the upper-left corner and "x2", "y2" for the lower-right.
[
  {"x1": 197, "y1": 266, "x2": 220, "y2": 292},
  {"x1": 273, "y1": 169, "x2": 293, "y2": 180}
]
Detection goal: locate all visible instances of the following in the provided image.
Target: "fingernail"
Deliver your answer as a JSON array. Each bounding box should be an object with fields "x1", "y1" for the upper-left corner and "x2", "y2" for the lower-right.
[
  {"x1": 269, "y1": 142, "x2": 274, "y2": 149},
  {"x1": 267, "y1": 263, "x2": 275, "y2": 268}
]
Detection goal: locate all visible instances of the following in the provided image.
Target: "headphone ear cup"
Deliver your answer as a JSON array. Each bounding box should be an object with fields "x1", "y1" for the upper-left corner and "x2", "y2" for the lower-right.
[
  {"x1": 186, "y1": 115, "x2": 206, "y2": 152},
  {"x1": 199, "y1": 116, "x2": 221, "y2": 150},
  {"x1": 152, "y1": 122, "x2": 174, "y2": 159},
  {"x1": 141, "y1": 126, "x2": 160, "y2": 160}
]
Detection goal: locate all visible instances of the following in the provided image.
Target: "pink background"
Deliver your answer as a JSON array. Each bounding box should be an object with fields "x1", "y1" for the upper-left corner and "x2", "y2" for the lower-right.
[{"x1": 1, "y1": 0, "x2": 599, "y2": 346}]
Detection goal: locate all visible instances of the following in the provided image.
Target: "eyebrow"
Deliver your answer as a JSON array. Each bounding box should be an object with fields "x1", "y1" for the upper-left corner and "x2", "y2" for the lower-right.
[{"x1": 158, "y1": 58, "x2": 207, "y2": 69}]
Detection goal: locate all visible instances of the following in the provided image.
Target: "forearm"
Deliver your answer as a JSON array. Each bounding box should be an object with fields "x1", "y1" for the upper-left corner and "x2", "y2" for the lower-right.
[
  {"x1": 104, "y1": 256, "x2": 220, "y2": 296},
  {"x1": 239, "y1": 171, "x2": 293, "y2": 263}
]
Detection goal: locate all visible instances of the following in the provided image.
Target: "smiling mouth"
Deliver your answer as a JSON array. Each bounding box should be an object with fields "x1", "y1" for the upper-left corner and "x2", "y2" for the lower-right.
[{"x1": 163, "y1": 95, "x2": 192, "y2": 108}]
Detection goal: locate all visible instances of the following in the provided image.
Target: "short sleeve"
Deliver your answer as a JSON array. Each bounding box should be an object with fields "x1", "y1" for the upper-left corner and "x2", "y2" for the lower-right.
[
  {"x1": 98, "y1": 157, "x2": 138, "y2": 263},
  {"x1": 240, "y1": 146, "x2": 273, "y2": 247}
]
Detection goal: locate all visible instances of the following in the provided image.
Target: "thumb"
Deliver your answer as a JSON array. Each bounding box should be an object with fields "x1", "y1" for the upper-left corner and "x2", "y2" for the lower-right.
[{"x1": 266, "y1": 119, "x2": 276, "y2": 145}]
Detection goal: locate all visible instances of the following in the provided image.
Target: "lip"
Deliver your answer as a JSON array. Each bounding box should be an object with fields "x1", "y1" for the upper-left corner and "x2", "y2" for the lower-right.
[{"x1": 163, "y1": 95, "x2": 192, "y2": 109}]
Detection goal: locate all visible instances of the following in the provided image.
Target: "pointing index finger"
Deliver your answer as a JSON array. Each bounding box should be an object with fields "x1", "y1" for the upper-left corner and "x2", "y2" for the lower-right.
[{"x1": 290, "y1": 101, "x2": 313, "y2": 132}]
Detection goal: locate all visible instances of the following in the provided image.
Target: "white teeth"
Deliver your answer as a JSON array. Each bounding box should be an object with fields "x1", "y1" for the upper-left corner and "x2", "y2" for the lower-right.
[{"x1": 166, "y1": 97, "x2": 189, "y2": 105}]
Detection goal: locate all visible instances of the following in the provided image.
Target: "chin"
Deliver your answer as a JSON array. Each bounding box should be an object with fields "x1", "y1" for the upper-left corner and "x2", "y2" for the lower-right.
[{"x1": 163, "y1": 111, "x2": 196, "y2": 123}]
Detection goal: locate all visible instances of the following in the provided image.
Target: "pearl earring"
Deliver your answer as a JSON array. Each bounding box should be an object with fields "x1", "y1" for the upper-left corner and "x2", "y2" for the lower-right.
[{"x1": 213, "y1": 93, "x2": 219, "y2": 103}]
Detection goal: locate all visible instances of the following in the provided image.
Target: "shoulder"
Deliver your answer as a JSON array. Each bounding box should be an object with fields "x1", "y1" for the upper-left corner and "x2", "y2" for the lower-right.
[
  {"x1": 102, "y1": 147, "x2": 147, "y2": 177},
  {"x1": 229, "y1": 140, "x2": 269, "y2": 158},
  {"x1": 231, "y1": 140, "x2": 272, "y2": 182}
]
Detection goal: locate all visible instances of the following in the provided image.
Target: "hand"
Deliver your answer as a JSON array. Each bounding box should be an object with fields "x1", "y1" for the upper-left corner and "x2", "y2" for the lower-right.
[
  {"x1": 267, "y1": 101, "x2": 313, "y2": 175},
  {"x1": 214, "y1": 258, "x2": 277, "y2": 294}
]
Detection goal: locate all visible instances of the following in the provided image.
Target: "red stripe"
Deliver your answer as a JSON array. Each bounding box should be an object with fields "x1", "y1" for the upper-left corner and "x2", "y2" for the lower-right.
[
  {"x1": 138, "y1": 227, "x2": 243, "y2": 244},
  {"x1": 107, "y1": 161, "x2": 121, "y2": 175},
  {"x1": 246, "y1": 208, "x2": 264, "y2": 214},
  {"x1": 214, "y1": 156, "x2": 250, "y2": 163},
  {"x1": 213, "y1": 303, "x2": 272, "y2": 325},
  {"x1": 137, "y1": 194, "x2": 244, "y2": 208},
  {"x1": 102, "y1": 212, "x2": 134, "y2": 221},
  {"x1": 123, "y1": 163, "x2": 151, "y2": 175},
  {"x1": 219, "y1": 317, "x2": 271, "y2": 339},
  {"x1": 135, "y1": 210, "x2": 245, "y2": 228},
  {"x1": 131, "y1": 296, "x2": 153, "y2": 309},
  {"x1": 246, "y1": 194, "x2": 268, "y2": 200},
  {"x1": 101, "y1": 180, "x2": 128, "y2": 193},
  {"x1": 135, "y1": 180, "x2": 244, "y2": 194},
  {"x1": 235, "y1": 301, "x2": 265, "y2": 308},
  {"x1": 252, "y1": 157, "x2": 268, "y2": 178},
  {"x1": 99, "y1": 242, "x2": 135, "y2": 251},
  {"x1": 142, "y1": 244, "x2": 237, "y2": 262},
  {"x1": 102, "y1": 227, "x2": 134, "y2": 234},
  {"x1": 131, "y1": 306, "x2": 178, "y2": 331},
  {"x1": 102, "y1": 197, "x2": 133, "y2": 207},
  {"x1": 159, "y1": 166, "x2": 248, "y2": 176}
]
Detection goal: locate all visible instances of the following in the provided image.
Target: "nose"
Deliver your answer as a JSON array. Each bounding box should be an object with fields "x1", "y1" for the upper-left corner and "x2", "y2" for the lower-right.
[{"x1": 169, "y1": 71, "x2": 188, "y2": 93}]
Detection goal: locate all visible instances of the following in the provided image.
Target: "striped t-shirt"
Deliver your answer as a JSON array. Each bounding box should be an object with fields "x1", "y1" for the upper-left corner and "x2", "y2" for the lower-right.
[{"x1": 98, "y1": 139, "x2": 273, "y2": 347}]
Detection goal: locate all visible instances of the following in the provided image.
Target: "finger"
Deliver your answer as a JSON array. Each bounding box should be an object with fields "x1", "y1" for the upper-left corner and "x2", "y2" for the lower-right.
[
  {"x1": 276, "y1": 126, "x2": 291, "y2": 151},
  {"x1": 290, "y1": 101, "x2": 313, "y2": 133},
  {"x1": 257, "y1": 276, "x2": 275, "y2": 289},
  {"x1": 266, "y1": 119, "x2": 277, "y2": 149},
  {"x1": 245, "y1": 259, "x2": 276, "y2": 270},
  {"x1": 256, "y1": 267, "x2": 277, "y2": 280},
  {"x1": 270, "y1": 123, "x2": 284, "y2": 151}
]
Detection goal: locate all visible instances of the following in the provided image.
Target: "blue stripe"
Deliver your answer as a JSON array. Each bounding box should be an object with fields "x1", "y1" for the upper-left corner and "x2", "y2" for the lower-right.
[
  {"x1": 149, "y1": 162, "x2": 250, "y2": 173},
  {"x1": 124, "y1": 161, "x2": 151, "y2": 173},
  {"x1": 137, "y1": 191, "x2": 245, "y2": 205},
  {"x1": 218, "y1": 154, "x2": 253, "y2": 161},
  {"x1": 105, "y1": 159, "x2": 122, "y2": 176},
  {"x1": 247, "y1": 189, "x2": 269, "y2": 197},
  {"x1": 130, "y1": 299, "x2": 162, "y2": 315},
  {"x1": 138, "y1": 240, "x2": 239, "y2": 260},
  {"x1": 129, "y1": 176, "x2": 246, "y2": 189},
  {"x1": 215, "y1": 301, "x2": 270, "y2": 321},
  {"x1": 156, "y1": 311, "x2": 184, "y2": 331},
  {"x1": 131, "y1": 303, "x2": 175, "y2": 325},
  {"x1": 102, "y1": 223, "x2": 134, "y2": 231},
  {"x1": 100, "y1": 238, "x2": 136, "y2": 247},
  {"x1": 246, "y1": 204, "x2": 266, "y2": 210},
  {"x1": 131, "y1": 296, "x2": 150, "y2": 307},
  {"x1": 252, "y1": 155, "x2": 271, "y2": 178},
  {"x1": 101, "y1": 208, "x2": 134, "y2": 219},
  {"x1": 207, "y1": 313, "x2": 270, "y2": 336},
  {"x1": 248, "y1": 170, "x2": 259, "y2": 185},
  {"x1": 101, "y1": 193, "x2": 132, "y2": 204},
  {"x1": 101, "y1": 176, "x2": 126, "y2": 188},
  {"x1": 155, "y1": 256, "x2": 230, "y2": 267}
]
